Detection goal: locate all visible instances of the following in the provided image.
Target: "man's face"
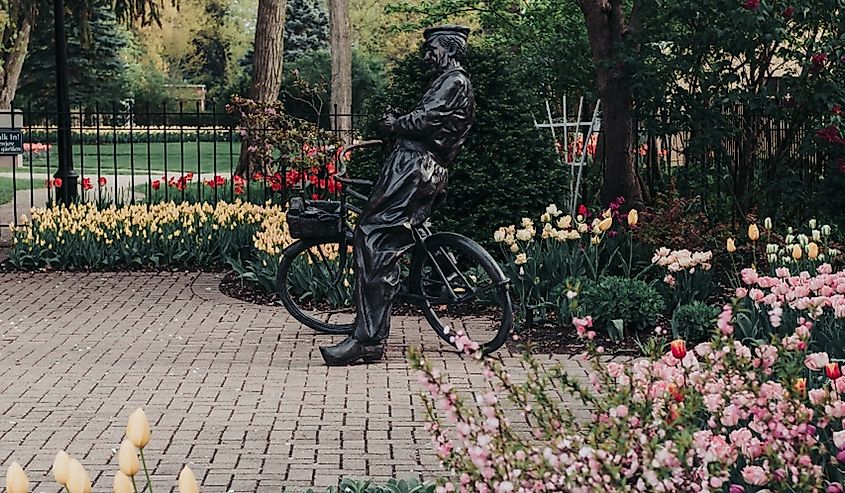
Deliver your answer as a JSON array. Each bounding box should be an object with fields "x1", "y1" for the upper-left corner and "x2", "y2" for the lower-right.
[{"x1": 424, "y1": 38, "x2": 451, "y2": 73}]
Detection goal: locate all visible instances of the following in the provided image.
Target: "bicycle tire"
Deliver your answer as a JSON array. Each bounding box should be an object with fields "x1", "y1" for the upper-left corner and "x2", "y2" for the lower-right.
[
  {"x1": 411, "y1": 232, "x2": 513, "y2": 355},
  {"x1": 277, "y1": 238, "x2": 355, "y2": 335}
]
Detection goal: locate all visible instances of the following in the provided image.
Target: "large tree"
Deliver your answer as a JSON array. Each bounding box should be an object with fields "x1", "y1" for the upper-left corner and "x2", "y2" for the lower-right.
[
  {"x1": 0, "y1": 0, "x2": 162, "y2": 109},
  {"x1": 235, "y1": 0, "x2": 287, "y2": 175},
  {"x1": 576, "y1": 0, "x2": 644, "y2": 207},
  {"x1": 328, "y1": 0, "x2": 352, "y2": 143},
  {"x1": 0, "y1": 0, "x2": 35, "y2": 108}
]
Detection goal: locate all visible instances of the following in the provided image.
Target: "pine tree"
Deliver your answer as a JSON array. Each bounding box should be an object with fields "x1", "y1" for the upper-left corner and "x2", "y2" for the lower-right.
[
  {"x1": 16, "y1": 4, "x2": 129, "y2": 110},
  {"x1": 284, "y1": 0, "x2": 329, "y2": 60}
]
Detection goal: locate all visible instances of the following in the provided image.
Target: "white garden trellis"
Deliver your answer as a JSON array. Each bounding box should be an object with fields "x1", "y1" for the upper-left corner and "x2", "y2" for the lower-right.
[{"x1": 534, "y1": 96, "x2": 602, "y2": 215}]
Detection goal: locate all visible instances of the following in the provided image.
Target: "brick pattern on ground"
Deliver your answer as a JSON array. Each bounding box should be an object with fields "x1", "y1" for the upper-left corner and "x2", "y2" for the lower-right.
[{"x1": 0, "y1": 272, "x2": 591, "y2": 492}]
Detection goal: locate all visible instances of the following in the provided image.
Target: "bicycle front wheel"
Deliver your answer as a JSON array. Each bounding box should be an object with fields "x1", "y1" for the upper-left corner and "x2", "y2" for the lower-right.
[
  {"x1": 276, "y1": 238, "x2": 356, "y2": 334},
  {"x1": 412, "y1": 233, "x2": 513, "y2": 355}
]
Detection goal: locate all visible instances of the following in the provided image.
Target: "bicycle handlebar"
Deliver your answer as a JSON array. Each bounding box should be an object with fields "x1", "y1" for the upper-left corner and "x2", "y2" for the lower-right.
[{"x1": 335, "y1": 139, "x2": 383, "y2": 178}]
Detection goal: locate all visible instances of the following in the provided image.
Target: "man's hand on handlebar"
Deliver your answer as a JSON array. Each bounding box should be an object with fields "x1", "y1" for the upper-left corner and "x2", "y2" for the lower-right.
[{"x1": 378, "y1": 107, "x2": 402, "y2": 134}]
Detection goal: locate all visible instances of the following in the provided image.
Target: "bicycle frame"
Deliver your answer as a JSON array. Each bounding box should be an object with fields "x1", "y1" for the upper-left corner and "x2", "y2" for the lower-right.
[{"x1": 320, "y1": 139, "x2": 498, "y2": 307}]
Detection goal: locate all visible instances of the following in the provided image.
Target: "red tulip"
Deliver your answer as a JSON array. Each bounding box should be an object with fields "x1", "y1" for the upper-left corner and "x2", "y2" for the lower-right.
[
  {"x1": 826, "y1": 362, "x2": 842, "y2": 380},
  {"x1": 53, "y1": 178, "x2": 63, "y2": 188},
  {"x1": 82, "y1": 178, "x2": 93, "y2": 190},
  {"x1": 98, "y1": 176, "x2": 107, "y2": 186},
  {"x1": 670, "y1": 339, "x2": 687, "y2": 360},
  {"x1": 151, "y1": 179, "x2": 161, "y2": 190}
]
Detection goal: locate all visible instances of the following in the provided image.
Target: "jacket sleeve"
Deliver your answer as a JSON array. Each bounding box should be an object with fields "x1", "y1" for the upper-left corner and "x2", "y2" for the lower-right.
[{"x1": 392, "y1": 76, "x2": 468, "y2": 138}]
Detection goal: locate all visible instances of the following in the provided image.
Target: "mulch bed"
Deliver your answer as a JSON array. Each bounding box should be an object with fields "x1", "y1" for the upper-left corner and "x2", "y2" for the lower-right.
[
  {"x1": 219, "y1": 271, "x2": 280, "y2": 305},
  {"x1": 507, "y1": 322, "x2": 643, "y2": 356},
  {"x1": 221, "y1": 270, "x2": 645, "y2": 356}
]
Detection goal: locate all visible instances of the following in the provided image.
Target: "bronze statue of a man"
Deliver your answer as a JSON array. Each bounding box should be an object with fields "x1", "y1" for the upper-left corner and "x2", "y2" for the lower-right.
[{"x1": 320, "y1": 25, "x2": 476, "y2": 366}]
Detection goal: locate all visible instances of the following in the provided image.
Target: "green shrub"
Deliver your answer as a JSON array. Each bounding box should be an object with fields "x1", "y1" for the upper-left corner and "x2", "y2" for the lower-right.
[
  {"x1": 304, "y1": 478, "x2": 434, "y2": 493},
  {"x1": 577, "y1": 276, "x2": 664, "y2": 339},
  {"x1": 671, "y1": 301, "x2": 719, "y2": 344},
  {"x1": 356, "y1": 43, "x2": 562, "y2": 247}
]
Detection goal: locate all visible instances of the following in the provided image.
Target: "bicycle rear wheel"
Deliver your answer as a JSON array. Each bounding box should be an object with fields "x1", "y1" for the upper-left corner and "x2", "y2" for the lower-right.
[
  {"x1": 412, "y1": 233, "x2": 513, "y2": 355},
  {"x1": 276, "y1": 238, "x2": 356, "y2": 334}
]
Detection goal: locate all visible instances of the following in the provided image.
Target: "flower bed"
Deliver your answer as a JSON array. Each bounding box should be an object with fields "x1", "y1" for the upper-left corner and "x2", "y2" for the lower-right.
[
  {"x1": 6, "y1": 201, "x2": 291, "y2": 271},
  {"x1": 412, "y1": 270, "x2": 845, "y2": 491}
]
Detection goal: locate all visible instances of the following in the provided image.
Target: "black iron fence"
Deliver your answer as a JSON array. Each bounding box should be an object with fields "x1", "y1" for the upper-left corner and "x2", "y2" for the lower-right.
[
  {"x1": 0, "y1": 102, "x2": 365, "y2": 227},
  {"x1": 631, "y1": 108, "x2": 826, "y2": 220},
  {"x1": 0, "y1": 102, "x2": 828, "y2": 229}
]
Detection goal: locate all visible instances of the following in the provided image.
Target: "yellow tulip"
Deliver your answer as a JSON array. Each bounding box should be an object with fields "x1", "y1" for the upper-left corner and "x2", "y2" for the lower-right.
[
  {"x1": 126, "y1": 408, "x2": 151, "y2": 448},
  {"x1": 627, "y1": 209, "x2": 638, "y2": 227},
  {"x1": 726, "y1": 238, "x2": 736, "y2": 253},
  {"x1": 792, "y1": 244, "x2": 803, "y2": 260},
  {"x1": 808, "y1": 242, "x2": 819, "y2": 259},
  {"x1": 66, "y1": 458, "x2": 91, "y2": 493},
  {"x1": 598, "y1": 217, "x2": 613, "y2": 232},
  {"x1": 6, "y1": 462, "x2": 29, "y2": 493},
  {"x1": 113, "y1": 472, "x2": 134, "y2": 493},
  {"x1": 53, "y1": 451, "x2": 71, "y2": 486},
  {"x1": 118, "y1": 439, "x2": 140, "y2": 477},
  {"x1": 178, "y1": 466, "x2": 200, "y2": 493},
  {"x1": 747, "y1": 224, "x2": 760, "y2": 242}
]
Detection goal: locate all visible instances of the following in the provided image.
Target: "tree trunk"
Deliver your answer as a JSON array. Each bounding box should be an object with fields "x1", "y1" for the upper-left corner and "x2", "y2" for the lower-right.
[
  {"x1": 578, "y1": 0, "x2": 644, "y2": 209},
  {"x1": 0, "y1": 16, "x2": 33, "y2": 109},
  {"x1": 250, "y1": 0, "x2": 286, "y2": 101},
  {"x1": 236, "y1": 0, "x2": 286, "y2": 176},
  {"x1": 328, "y1": 0, "x2": 352, "y2": 144}
]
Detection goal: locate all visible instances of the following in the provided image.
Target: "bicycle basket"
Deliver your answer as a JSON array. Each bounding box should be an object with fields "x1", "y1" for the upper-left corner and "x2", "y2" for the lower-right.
[{"x1": 288, "y1": 197, "x2": 343, "y2": 239}]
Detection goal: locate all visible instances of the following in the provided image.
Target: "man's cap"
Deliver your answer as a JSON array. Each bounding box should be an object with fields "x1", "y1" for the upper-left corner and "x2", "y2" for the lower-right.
[{"x1": 423, "y1": 25, "x2": 471, "y2": 42}]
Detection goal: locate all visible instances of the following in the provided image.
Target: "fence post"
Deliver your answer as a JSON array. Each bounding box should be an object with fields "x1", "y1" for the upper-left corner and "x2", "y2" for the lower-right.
[{"x1": 53, "y1": 0, "x2": 78, "y2": 205}]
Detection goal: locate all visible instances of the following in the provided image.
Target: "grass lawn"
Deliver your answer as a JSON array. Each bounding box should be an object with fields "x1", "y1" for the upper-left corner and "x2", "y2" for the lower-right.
[
  {"x1": 24, "y1": 141, "x2": 240, "y2": 175},
  {"x1": 0, "y1": 177, "x2": 46, "y2": 206}
]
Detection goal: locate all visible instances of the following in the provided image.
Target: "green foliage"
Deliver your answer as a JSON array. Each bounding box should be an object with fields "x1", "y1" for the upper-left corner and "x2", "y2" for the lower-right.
[
  {"x1": 16, "y1": 4, "x2": 130, "y2": 109},
  {"x1": 181, "y1": 0, "x2": 235, "y2": 98},
  {"x1": 384, "y1": 0, "x2": 592, "y2": 99},
  {"x1": 634, "y1": 0, "x2": 845, "y2": 222},
  {"x1": 671, "y1": 301, "x2": 719, "y2": 345},
  {"x1": 577, "y1": 276, "x2": 664, "y2": 338},
  {"x1": 357, "y1": 43, "x2": 562, "y2": 246},
  {"x1": 281, "y1": 253, "x2": 355, "y2": 307},
  {"x1": 226, "y1": 95, "x2": 342, "y2": 172},
  {"x1": 493, "y1": 201, "x2": 654, "y2": 325},
  {"x1": 284, "y1": 0, "x2": 329, "y2": 60},
  {"x1": 304, "y1": 478, "x2": 434, "y2": 493},
  {"x1": 222, "y1": 48, "x2": 386, "y2": 121},
  {"x1": 282, "y1": 48, "x2": 387, "y2": 121}
]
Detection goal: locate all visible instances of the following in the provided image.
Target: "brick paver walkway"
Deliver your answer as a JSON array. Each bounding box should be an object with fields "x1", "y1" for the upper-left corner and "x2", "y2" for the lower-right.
[{"x1": 0, "y1": 272, "x2": 588, "y2": 492}]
